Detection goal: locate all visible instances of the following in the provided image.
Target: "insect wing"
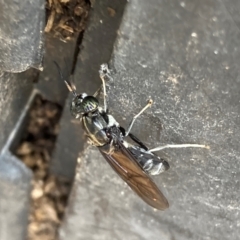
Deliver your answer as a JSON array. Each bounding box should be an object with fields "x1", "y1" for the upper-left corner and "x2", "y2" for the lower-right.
[{"x1": 99, "y1": 141, "x2": 169, "y2": 210}]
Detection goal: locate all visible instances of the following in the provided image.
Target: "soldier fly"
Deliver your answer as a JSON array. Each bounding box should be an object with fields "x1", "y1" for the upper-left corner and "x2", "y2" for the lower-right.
[{"x1": 54, "y1": 62, "x2": 208, "y2": 210}]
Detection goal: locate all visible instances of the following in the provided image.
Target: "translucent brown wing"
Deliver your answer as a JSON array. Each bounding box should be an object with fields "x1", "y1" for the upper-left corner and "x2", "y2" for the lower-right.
[{"x1": 99, "y1": 141, "x2": 169, "y2": 210}]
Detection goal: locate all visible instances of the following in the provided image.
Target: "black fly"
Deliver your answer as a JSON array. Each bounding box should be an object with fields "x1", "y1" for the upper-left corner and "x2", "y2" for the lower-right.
[{"x1": 54, "y1": 62, "x2": 208, "y2": 210}]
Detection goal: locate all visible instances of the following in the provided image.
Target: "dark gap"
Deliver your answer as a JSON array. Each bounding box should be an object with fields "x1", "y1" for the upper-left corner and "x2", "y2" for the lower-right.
[
  {"x1": 13, "y1": 94, "x2": 72, "y2": 240},
  {"x1": 45, "y1": 0, "x2": 90, "y2": 42},
  {"x1": 71, "y1": 31, "x2": 84, "y2": 74},
  {"x1": 43, "y1": 0, "x2": 92, "y2": 108}
]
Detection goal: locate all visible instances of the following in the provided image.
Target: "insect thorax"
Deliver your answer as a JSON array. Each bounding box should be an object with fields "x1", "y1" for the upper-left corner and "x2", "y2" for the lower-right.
[{"x1": 82, "y1": 110, "x2": 119, "y2": 147}]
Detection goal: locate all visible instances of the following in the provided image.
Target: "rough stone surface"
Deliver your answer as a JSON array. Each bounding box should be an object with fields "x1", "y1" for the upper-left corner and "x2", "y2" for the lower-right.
[
  {"x1": 36, "y1": 34, "x2": 77, "y2": 105},
  {"x1": 60, "y1": 0, "x2": 240, "y2": 239},
  {"x1": 0, "y1": 152, "x2": 32, "y2": 240},
  {"x1": 51, "y1": 0, "x2": 127, "y2": 179},
  {"x1": 0, "y1": 70, "x2": 35, "y2": 240},
  {"x1": 0, "y1": 0, "x2": 44, "y2": 72},
  {"x1": 0, "y1": 30, "x2": 81, "y2": 239},
  {"x1": 0, "y1": 71, "x2": 35, "y2": 151}
]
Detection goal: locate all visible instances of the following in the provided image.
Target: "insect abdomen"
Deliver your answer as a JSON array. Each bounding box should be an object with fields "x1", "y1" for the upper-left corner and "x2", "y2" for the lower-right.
[{"x1": 129, "y1": 146, "x2": 169, "y2": 175}]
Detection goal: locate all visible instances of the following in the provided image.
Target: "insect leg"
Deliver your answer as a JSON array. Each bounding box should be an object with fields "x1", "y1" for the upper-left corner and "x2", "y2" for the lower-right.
[
  {"x1": 99, "y1": 63, "x2": 111, "y2": 112},
  {"x1": 93, "y1": 86, "x2": 102, "y2": 98},
  {"x1": 128, "y1": 133, "x2": 148, "y2": 150},
  {"x1": 149, "y1": 144, "x2": 210, "y2": 153},
  {"x1": 119, "y1": 126, "x2": 147, "y2": 150},
  {"x1": 125, "y1": 99, "x2": 153, "y2": 136}
]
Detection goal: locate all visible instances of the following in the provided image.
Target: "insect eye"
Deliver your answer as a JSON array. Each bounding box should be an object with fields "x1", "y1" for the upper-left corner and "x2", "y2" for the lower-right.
[
  {"x1": 70, "y1": 95, "x2": 99, "y2": 117},
  {"x1": 70, "y1": 96, "x2": 83, "y2": 118}
]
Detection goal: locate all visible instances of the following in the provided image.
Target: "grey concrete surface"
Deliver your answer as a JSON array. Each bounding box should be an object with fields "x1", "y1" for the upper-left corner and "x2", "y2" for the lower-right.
[
  {"x1": 0, "y1": 34, "x2": 81, "y2": 240},
  {"x1": 59, "y1": 0, "x2": 240, "y2": 239},
  {"x1": 0, "y1": 71, "x2": 35, "y2": 240},
  {"x1": 0, "y1": 30, "x2": 80, "y2": 238},
  {"x1": 0, "y1": 0, "x2": 44, "y2": 72},
  {"x1": 51, "y1": 0, "x2": 127, "y2": 179},
  {"x1": 0, "y1": 152, "x2": 32, "y2": 240},
  {"x1": 0, "y1": 71, "x2": 35, "y2": 151},
  {"x1": 36, "y1": 34, "x2": 77, "y2": 106}
]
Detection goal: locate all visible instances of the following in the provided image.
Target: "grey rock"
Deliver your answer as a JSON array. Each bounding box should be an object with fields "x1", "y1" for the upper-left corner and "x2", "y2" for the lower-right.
[
  {"x1": 0, "y1": 0, "x2": 44, "y2": 72},
  {"x1": 60, "y1": 0, "x2": 240, "y2": 239}
]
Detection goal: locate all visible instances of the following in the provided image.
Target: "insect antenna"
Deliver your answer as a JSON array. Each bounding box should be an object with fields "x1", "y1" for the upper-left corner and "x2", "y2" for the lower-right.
[{"x1": 53, "y1": 61, "x2": 77, "y2": 97}]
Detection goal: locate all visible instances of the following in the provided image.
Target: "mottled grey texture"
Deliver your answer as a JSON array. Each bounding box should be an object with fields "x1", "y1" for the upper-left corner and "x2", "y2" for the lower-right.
[
  {"x1": 0, "y1": 0, "x2": 44, "y2": 72},
  {"x1": 0, "y1": 70, "x2": 34, "y2": 240},
  {"x1": 0, "y1": 152, "x2": 32, "y2": 240},
  {"x1": 60, "y1": 147, "x2": 171, "y2": 240},
  {"x1": 59, "y1": 0, "x2": 240, "y2": 239},
  {"x1": 51, "y1": 0, "x2": 127, "y2": 179},
  {"x1": 35, "y1": 35, "x2": 78, "y2": 106},
  {"x1": 0, "y1": 30, "x2": 82, "y2": 240},
  {"x1": 0, "y1": 71, "x2": 34, "y2": 151}
]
